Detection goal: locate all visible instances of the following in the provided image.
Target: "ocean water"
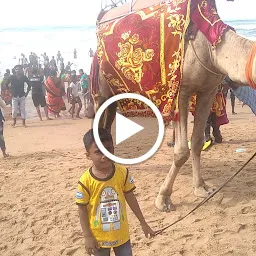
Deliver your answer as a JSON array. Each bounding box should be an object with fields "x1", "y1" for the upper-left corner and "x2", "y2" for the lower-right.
[
  {"x1": 0, "y1": 26, "x2": 97, "y2": 77},
  {"x1": 0, "y1": 19, "x2": 256, "y2": 77}
]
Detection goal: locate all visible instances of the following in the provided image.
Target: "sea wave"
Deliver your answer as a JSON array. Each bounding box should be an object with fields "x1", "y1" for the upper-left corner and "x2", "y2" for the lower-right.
[{"x1": 1, "y1": 20, "x2": 256, "y2": 76}]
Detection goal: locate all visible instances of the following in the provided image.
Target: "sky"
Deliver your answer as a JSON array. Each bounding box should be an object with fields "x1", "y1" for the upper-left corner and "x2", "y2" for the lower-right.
[{"x1": 0, "y1": 0, "x2": 255, "y2": 28}]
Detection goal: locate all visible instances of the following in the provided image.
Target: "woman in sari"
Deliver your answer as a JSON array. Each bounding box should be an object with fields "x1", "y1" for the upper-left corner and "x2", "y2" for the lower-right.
[{"x1": 45, "y1": 69, "x2": 66, "y2": 118}]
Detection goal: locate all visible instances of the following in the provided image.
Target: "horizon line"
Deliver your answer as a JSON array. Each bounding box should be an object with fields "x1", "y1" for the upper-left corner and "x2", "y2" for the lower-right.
[{"x1": 0, "y1": 18, "x2": 255, "y2": 30}]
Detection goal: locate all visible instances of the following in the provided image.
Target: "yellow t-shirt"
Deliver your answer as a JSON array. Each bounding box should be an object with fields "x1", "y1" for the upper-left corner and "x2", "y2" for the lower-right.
[{"x1": 76, "y1": 163, "x2": 136, "y2": 248}]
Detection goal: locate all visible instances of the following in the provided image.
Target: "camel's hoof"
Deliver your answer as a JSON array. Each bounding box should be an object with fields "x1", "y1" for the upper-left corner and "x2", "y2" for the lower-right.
[
  {"x1": 194, "y1": 185, "x2": 215, "y2": 198},
  {"x1": 155, "y1": 195, "x2": 176, "y2": 212}
]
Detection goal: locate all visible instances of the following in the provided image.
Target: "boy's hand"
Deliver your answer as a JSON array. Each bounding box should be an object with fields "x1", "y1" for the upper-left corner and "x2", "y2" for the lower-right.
[
  {"x1": 84, "y1": 236, "x2": 99, "y2": 255},
  {"x1": 141, "y1": 223, "x2": 156, "y2": 238}
]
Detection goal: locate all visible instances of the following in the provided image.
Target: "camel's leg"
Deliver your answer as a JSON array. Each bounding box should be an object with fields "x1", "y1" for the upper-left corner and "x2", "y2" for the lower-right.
[
  {"x1": 94, "y1": 71, "x2": 115, "y2": 130},
  {"x1": 94, "y1": 95, "x2": 108, "y2": 128},
  {"x1": 191, "y1": 90, "x2": 217, "y2": 198},
  {"x1": 155, "y1": 92, "x2": 191, "y2": 212},
  {"x1": 103, "y1": 102, "x2": 117, "y2": 132}
]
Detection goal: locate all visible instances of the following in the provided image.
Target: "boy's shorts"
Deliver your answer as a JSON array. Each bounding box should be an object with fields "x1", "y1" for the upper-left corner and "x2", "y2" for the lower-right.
[
  {"x1": 94, "y1": 240, "x2": 132, "y2": 256},
  {"x1": 32, "y1": 93, "x2": 46, "y2": 108}
]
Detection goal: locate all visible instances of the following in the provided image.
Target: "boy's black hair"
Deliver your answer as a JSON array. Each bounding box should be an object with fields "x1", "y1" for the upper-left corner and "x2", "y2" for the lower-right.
[{"x1": 83, "y1": 128, "x2": 113, "y2": 152}]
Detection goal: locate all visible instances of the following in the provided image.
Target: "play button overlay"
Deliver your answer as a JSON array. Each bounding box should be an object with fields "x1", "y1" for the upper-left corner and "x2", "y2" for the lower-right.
[
  {"x1": 93, "y1": 93, "x2": 165, "y2": 165},
  {"x1": 115, "y1": 113, "x2": 144, "y2": 145}
]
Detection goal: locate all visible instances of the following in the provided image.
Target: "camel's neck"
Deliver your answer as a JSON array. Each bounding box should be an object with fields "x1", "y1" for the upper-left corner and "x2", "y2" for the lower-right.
[{"x1": 213, "y1": 30, "x2": 254, "y2": 85}]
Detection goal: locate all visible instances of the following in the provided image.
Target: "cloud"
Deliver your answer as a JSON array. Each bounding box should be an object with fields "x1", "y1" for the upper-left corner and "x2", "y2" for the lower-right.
[
  {"x1": 0, "y1": 0, "x2": 101, "y2": 28},
  {"x1": 0, "y1": 0, "x2": 256, "y2": 28}
]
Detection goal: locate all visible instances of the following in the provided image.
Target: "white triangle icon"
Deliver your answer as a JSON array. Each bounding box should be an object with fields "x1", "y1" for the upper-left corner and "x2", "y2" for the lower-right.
[{"x1": 115, "y1": 113, "x2": 144, "y2": 145}]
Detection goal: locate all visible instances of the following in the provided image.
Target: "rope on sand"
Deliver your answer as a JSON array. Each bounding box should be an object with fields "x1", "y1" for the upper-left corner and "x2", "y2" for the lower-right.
[{"x1": 156, "y1": 151, "x2": 256, "y2": 235}]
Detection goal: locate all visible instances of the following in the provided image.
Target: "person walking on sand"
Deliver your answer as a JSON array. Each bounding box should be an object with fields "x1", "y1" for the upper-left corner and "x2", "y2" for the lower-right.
[
  {"x1": 29, "y1": 68, "x2": 51, "y2": 121},
  {"x1": 0, "y1": 96, "x2": 8, "y2": 157},
  {"x1": 76, "y1": 128, "x2": 155, "y2": 256},
  {"x1": 68, "y1": 71, "x2": 82, "y2": 119},
  {"x1": 45, "y1": 69, "x2": 66, "y2": 118},
  {"x1": 79, "y1": 69, "x2": 89, "y2": 115},
  {"x1": 60, "y1": 58, "x2": 65, "y2": 72},
  {"x1": 41, "y1": 52, "x2": 49, "y2": 66},
  {"x1": 50, "y1": 56, "x2": 57, "y2": 70},
  {"x1": 65, "y1": 61, "x2": 73, "y2": 72},
  {"x1": 57, "y1": 51, "x2": 62, "y2": 63},
  {"x1": 74, "y1": 48, "x2": 77, "y2": 59},
  {"x1": 3, "y1": 65, "x2": 31, "y2": 127},
  {"x1": 88, "y1": 48, "x2": 94, "y2": 58},
  {"x1": 223, "y1": 76, "x2": 237, "y2": 115},
  {"x1": 19, "y1": 53, "x2": 28, "y2": 68}
]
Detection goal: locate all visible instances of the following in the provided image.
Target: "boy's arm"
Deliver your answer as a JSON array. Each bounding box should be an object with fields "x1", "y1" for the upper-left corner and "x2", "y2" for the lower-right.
[
  {"x1": 78, "y1": 205, "x2": 99, "y2": 254},
  {"x1": 24, "y1": 76, "x2": 31, "y2": 96},
  {"x1": 125, "y1": 191, "x2": 155, "y2": 237}
]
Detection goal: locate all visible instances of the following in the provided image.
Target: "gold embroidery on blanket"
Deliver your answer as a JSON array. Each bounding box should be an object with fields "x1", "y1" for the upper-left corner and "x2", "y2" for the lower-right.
[
  {"x1": 98, "y1": 37, "x2": 130, "y2": 91},
  {"x1": 115, "y1": 32, "x2": 155, "y2": 84},
  {"x1": 197, "y1": 1, "x2": 221, "y2": 26},
  {"x1": 171, "y1": 0, "x2": 188, "y2": 8},
  {"x1": 160, "y1": 13, "x2": 166, "y2": 85},
  {"x1": 166, "y1": 14, "x2": 186, "y2": 81}
]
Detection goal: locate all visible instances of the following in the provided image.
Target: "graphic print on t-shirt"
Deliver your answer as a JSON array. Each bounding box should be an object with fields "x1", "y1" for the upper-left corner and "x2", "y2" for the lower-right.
[{"x1": 94, "y1": 187, "x2": 124, "y2": 232}]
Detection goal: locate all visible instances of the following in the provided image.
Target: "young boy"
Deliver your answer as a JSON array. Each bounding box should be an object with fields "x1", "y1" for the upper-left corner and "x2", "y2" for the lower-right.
[
  {"x1": 76, "y1": 128, "x2": 155, "y2": 256},
  {"x1": 68, "y1": 72, "x2": 82, "y2": 119}
]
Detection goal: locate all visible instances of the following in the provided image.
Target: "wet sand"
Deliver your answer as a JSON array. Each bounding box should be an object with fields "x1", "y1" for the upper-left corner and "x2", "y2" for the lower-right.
[{"x1": 0, "y1": 98, "x2": 256, "y2": 256}]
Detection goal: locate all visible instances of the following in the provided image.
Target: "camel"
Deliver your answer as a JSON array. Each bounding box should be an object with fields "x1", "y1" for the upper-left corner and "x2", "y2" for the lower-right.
[{"x1": 93, "y1": 0, "x2": 256, "y2": 212}]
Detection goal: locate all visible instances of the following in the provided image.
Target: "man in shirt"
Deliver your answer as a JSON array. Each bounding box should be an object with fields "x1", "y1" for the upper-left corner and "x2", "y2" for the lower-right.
[
  {"x1": 50, "y1": 56, "x2": 57, "y2": 70},
  {"x1": 56, "y1": 51, "x2": 62, "y2": 63},
  {"x1": 29, "y1": 68, "x2": 51, "y2": 121},
  {"x1": 68, "y1": 71, "x2": 82, "y2": 119},
  {"x1": 65, "y1": 61, "x2": 73, "y2": 73},
  {"x1": 3, "y1": 65, "x2": 31, "y2": 127},
  {"x1": 88, "y1": 48, "x2": 94, "y2": 58}
]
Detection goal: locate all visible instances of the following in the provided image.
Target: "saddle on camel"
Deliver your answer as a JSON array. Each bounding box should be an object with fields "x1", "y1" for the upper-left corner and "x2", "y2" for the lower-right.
[{"x1": 91, "y1": 0, "x2": 256, "y2": 212}]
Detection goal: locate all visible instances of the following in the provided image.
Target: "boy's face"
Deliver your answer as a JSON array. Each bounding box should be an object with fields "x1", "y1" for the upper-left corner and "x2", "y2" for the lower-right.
[{"x1": 87, "y1": 141, "x2": 114, "y2": 170}]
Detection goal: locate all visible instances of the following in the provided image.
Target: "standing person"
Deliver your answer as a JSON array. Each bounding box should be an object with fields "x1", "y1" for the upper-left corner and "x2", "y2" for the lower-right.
[
  {"x1": 19, "y1": 54, "x2": 28, "y2": 67},
  {"x1": 79, "y1": 69, "x2": 89, "y2": 115},
  {"x1": 65, "y1": 61, "x2": 73, "y2": 72},
  {"x1": 38, "y1": 64, "x2": 44, "y2": 77},
  {"x1": 44, "y1": 63, "x2": 51, "y2": 79},
  {"x1": 50, "y1": 56, "x2": 57, "y2": 70},
  {"x1": 88, "y1": 48, "x2": 94, "y2": 58},
  {"x1": 3, "y1": 65, "x2": 31, "y2": 127},
  {"x1": 29, "y1": 52, "x2": 36, "y2": 67},
  {"x1": 6, "y1": 69, "x2": 10, "y2": 76},
  {"x1": 60, "y1": 58, "x2": 65, "y2": 72},
  {"x1": 41, "y1": 52, "x2": 49, "y2": 66},
  {"x1": 29, "y1": 68, "x2": 51, "y2": 121},
  {"x1": 230, "y1": 90, "x2": 236, "y2": 115},
  {"x1": 45, "y1": 69, "x2": 66, "y2": 118},
  {"x1": 76, "y1": 128, "x2": 155, "y2": 256},
  {"x1": 56, "y1": 51, "x2": 62, "y2": 63},
  {"x1": 33, "y1": 53, "x2": 39, "y2": 67},
  {"x1": 0, "y1": 96, "x2": 8, "y2": 157},
  {"x1": 74, "y1": 48, "x2": 77, "y2": 59},
  {"x1": 68, "y1": 71, "x2": 82, "y2": 119},
  {"x1": 23, "y1": 64, "x2": 30, "y2": 77},
  {"x1": 223, "y1": 76, "x2": 237, "y2": 115}
]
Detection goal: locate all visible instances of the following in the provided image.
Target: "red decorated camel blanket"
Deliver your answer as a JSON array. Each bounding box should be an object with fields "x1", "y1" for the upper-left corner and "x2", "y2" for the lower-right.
[{"x1": 91, "y1": 0, "x2": 230, "y2": 121}]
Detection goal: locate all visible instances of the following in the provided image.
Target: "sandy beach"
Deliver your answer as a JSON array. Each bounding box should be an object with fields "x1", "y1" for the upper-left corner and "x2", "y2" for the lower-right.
[{"x1": 0, "y1": 98, "x2": 255, "y2": 256}]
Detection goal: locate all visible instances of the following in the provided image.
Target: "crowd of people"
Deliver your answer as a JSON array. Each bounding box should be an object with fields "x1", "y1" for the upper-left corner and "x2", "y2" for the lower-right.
[{"x1": 0, "y1": 50, "x2": 93, "y2": 157}]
